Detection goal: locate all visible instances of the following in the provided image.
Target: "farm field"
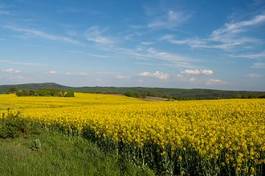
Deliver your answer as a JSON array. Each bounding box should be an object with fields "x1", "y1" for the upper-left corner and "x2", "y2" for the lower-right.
[
  {"x1": 0, "y1": 93, "x2": 265, "y2": 175},
  {"x1": 2, "y1": 0, "x2": 265, "y2": 175}
]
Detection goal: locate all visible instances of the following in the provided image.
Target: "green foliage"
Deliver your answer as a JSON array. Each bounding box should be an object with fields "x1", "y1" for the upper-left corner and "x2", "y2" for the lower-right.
[
  {"x1": 0, "y1": 129, "x2": 154, "y2": 176},
  {"x1": 30, "y1": 138, "x2": 42, "y2": 151},
  {"x1": 124, "y1": 91, "x2": 147, "y2": 98},
  {"x1": 64, "y1": 90, "x2": 75, "y2": 97},
  {"x1": 120, "y1": 88, "x2": 265, "y2": 100},
  {"x1": 0, "y1": 111, "x2": 41, "y2": 139},
  {"x1": 1, "y1": 82, "x2": 265, "y2": 100},
  {"x1": 16, "y1": 89, "x2": 75, "y2": 97},
  {"x1": 7, "y1": 87, "x2": 17, "y2": 94},
  {"x1": 0, "y1": 112, "x2": 29, "y2": 138},
  {"x1": 0, "y1": 112, "x2": 154, "y2": 175}
]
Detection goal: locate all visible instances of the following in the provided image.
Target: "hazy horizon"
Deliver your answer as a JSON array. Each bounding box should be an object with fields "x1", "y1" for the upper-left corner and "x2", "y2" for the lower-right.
[{"x1": 0, "y1": 0, "x2": 265, "y2": 91}]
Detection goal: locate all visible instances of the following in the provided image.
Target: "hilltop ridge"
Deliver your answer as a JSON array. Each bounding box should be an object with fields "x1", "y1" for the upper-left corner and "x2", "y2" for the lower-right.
[{"x1": 1, "y1": 82, "x2": 265, "y2": 100}]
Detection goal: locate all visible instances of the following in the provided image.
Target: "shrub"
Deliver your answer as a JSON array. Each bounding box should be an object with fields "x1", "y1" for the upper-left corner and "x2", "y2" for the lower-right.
[
  {"x1": 0, "y1": 114, "x2": 28, "y2": 138},
  {"x1": 30, "y1": 138, "x2": 42, "y2": 151},
  {"x1": 0, "y1": 111, "x2": 41, "y2": 139},
  {"x1": 15, "y1": 89, "x2": 75, "y2": 97}
]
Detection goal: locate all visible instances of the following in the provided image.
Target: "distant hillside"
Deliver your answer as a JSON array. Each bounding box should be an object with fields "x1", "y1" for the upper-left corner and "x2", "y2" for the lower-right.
[
  {"x1": 75, "y1": 86, "x2": 265, "y2": 100},
  {"x1": 0, "y1": 83, "x2": 69, "y2": 93},
  {"x1": 0, "y1": 83, "x2": 265, "y2": 100}
]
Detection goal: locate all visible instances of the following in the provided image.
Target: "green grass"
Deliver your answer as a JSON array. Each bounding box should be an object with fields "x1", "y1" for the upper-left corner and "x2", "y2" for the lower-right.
[{"x1": 0, "y1": 131, "x2": 155, "y2": 176}]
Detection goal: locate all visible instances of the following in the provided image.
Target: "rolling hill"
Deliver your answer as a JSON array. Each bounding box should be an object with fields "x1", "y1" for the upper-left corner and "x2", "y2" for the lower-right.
[{"x1": 0, "y1": 82, "x2": 265, "y2": 100}]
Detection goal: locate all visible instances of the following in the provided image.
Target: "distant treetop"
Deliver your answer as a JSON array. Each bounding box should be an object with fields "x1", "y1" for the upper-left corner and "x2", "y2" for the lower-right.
[{"x1": 15, "y1": 89, "x2": 75, "y2": 97}]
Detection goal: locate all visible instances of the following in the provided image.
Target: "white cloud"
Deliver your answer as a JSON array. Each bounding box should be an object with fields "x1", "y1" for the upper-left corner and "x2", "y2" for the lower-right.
[
  {"x1": 85, "y1": 26, "x2": 114, "y2": 45},
  {"x1": 0, "y1": 59, "x2": 44, "y2": 66},
  {"x1": 76, "y1": 72, "x2": 88, "y2": 76},
  {"x1": 206, "y1": 79, "x2": 226, "y2": 85},
  {"x1": 144, "y1": 48, "x2": 193, "y2": 68},
  {"x1": 0, "y1": 9, "x2": 10, "y2": 15},
  {"x1": 162, "y1": 34, "x2": 260, "y2": 50},
  {"x1": 65, "y1": 72, "x2": 88, "y2": 76},
  {"x1": 140, "y1": 41, "x2": 154, "y2": 46},
  {"x1": 230, "y1": 51, "x2": 265, "y2": 59},
  {"x1": 4, "y1": 25, "x2": 80, "y2": 45},
  {"x1": 65, "y1": 72, "x2": 72, "y2": 75},
  {"x1": 51, "y1": 70, "x2": 92, "y2": 77},
  {"x1": 108, "y1": 46, "x2": 194, "y2": 68},
  {"x1": 139, "y1": 71, "x2": 169, "y2": 80},
  {"x1": 48, "y1": 70, "x2": 57, "y2": 74},
  {"x1": 0, "y1": 5, "x2": 10, "y2": 16},
  {"x1": 176, "y1": 69, "x2": 214, "y2": 83},
  {"x1": 247, "y1": 73, "x2": 263, "y2": 78},
  {"x1": 67, "y1": 50, "x2": 110, "y2": 58},
  {"x1": 148, "y1": 10, "x2": 190, "y2": 29},
  {"x1": 209, "y1": 13, "x2": 265, "y2": 49},
  {"x1": 1, "y1": 68, "x2": 21, "y2": 73},
  {"x1": 162, "y1": 13, "x2": 265, "y2": 50},
  {"x1": 181, "y1": 69, "x2": 214, "y2": 76},
  {"x1": 123, "y1": 31, "x2": 144, "y2": 41},
  {"x1": 116, "y1": 75, "x2": 128, "y2": 79},
  {"x1": 188, "y1": 77, "x2": 196, "y2": 82},
  {"x1": 251, "y1": 62, "x2": 265, "y2": 69},
  {"x1": 161, "y1": 35, "x2": 208, "y2": 48},
  {"x1": 211, "y1": 13, "x2": 265, "y2": 38}
]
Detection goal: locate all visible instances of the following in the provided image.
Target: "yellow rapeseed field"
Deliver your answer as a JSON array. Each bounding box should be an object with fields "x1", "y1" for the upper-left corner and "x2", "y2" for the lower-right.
[{"x1": 1, "y1": 93, "x2": 264, "y2": 175}]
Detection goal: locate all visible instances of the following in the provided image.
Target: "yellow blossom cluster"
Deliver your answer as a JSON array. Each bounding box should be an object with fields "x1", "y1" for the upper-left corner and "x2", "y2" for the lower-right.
[{"x1": 0, "y1": 93, "x2": 264, "y2": 175}]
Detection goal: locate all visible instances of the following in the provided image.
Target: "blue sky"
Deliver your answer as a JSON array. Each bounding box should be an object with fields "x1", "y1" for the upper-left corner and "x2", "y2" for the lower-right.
[{"x1": 0, "y1": 0, "x2": 265, "y2": 90}]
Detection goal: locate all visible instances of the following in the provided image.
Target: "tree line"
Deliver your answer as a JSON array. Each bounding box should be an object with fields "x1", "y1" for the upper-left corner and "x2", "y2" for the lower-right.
[{"x1": 8, "y1": 88, "x2": 75, "y2": 97}]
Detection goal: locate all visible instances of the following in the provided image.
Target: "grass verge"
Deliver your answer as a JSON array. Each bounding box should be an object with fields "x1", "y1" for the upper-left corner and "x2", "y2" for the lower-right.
[{"x1": 0, "y1": 115, "x2": 154, "y2": 176}]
